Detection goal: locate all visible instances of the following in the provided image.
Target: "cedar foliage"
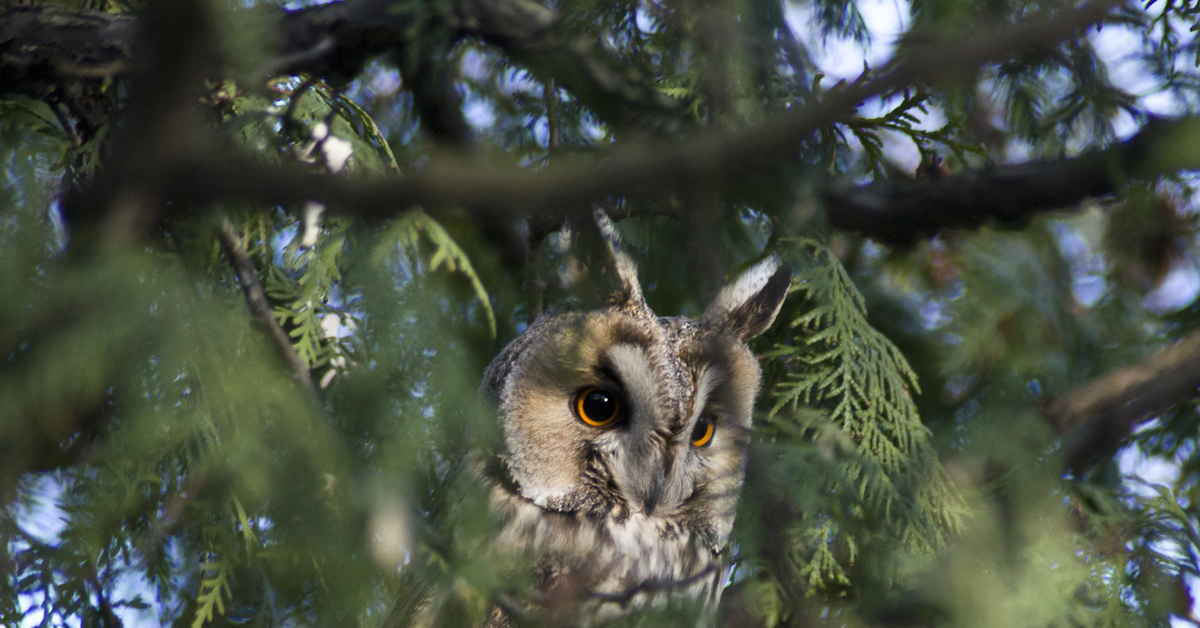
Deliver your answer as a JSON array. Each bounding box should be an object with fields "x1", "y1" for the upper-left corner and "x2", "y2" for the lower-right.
[{"x1": 1, "y1": 0, "x2": 1199, "y2": 627}]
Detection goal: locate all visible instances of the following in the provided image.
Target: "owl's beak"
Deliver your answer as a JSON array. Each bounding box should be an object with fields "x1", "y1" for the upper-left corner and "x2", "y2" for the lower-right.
[
  {"x1": 631, "y1": 445, "x2": 678, "y2": 516},
  {"x1": 617, "y1": 442, "x2": 669, "y2": 516},
  {"x1": 641, "y1": 475, "x2": 664, "y2": 516}
]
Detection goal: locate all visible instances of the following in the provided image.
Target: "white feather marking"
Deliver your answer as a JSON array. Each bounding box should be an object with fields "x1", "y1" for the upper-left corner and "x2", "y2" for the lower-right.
[
  {"x1": 607, "y1": 344, "x2": 655, "y2": 414},
  {"x1": 689, "y1": 367, "x2": 724, "y2": 425},
  {"x1": 707, "y1": 256, "x2": 782, "y2": 320}
]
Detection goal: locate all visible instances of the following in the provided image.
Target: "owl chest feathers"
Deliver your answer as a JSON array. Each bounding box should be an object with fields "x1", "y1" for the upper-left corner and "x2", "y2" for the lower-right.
[{"x1": 490, "y1": 481, "x2": 727, "y2": 617}]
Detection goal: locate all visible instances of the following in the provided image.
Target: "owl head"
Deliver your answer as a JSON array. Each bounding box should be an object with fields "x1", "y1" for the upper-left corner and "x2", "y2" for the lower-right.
[{"x1": 483, "y1": 220, "x2": 789, "y2": 547}]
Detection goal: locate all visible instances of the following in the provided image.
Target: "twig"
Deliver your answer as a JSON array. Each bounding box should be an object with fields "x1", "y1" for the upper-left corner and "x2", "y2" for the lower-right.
[
  {"x1": 544, "y1": 79, "x2": 560, "y2": 153},
  {"x1": 522, "y1": 82, "x2": 561, "y2": 322},
  {"x1": 523, "y1": 219, "x2": 549, "y2": 324},
  {"x1": 91, "y1": 574, "x2": 124, "y2": 628},
  {"x1": 216, "y1": 215, "x2": 316, "y2": 395},
  {"x1": 134, "y1": 475, "x2": 200, "y2": 568},
  {"x1": 259, "y1": 36, "x2": 336, "y2": 79},
  {"x1": 491, "y1": 593, "x2": 539, "y2": 625},
  {"x1": 281, "y1": 75, "x2": 318, "y2": 142},
  {"x1": 48, "y1": 102, "x2": 82, "y2": 150}
]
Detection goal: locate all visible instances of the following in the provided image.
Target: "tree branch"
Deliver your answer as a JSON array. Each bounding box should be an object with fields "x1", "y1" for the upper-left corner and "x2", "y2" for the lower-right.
[
  {"x1": 0, "y1": 1, "x2": 420, "y2": 90},
  {"x1": 0, "y1": 0, "x2": 682, "y2": 131},
  {"x1": 1043, "y1": 328, "x2": 1200, "y2": 473},
  {"x1": 216, "y1": 216, "x2": 317, "y2": 396},
  {"x1": 0, "y1": 6, "x2": 136, "y2": 87},
  {"x1": 9, "y1": 0, "x2": 1132, "y2": 233},
  {"x1": 137, "y1": 0, "x2": 1120, "y2": 224},
  {"x1": 823, "y1": 116, "x2": 1200, "y2": 245}
]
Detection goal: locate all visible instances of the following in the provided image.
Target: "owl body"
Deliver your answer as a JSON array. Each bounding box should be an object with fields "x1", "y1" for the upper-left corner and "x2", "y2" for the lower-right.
[{"x1": 482, "y1": 229, "x2": 789, "y2": 625}]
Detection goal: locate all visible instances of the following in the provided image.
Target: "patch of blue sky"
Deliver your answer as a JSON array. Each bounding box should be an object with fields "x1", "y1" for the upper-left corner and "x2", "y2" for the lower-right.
[
  {"x1": 464, "y1": 98, "x2": 498, "y2": 132},
  {"x1": 785, "y1": 0, "x2": 1194, "y2": 169},
  {"x1": 786, "y1": 0, "x2": 940, "y2": 170}
]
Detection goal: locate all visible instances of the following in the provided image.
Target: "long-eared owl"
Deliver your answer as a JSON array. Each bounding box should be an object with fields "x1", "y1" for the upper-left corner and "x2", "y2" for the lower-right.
[{"x1": 481, "y1": 217, "x2": 790, "y2": 626}]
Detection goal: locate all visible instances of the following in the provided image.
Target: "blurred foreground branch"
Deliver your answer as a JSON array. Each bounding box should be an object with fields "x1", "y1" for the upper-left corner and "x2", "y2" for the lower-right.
[
  {"x1": 0, "y1": 0, "x2": 678, "y2": 131},
  {"x1": 4, "y1": 0, "x2": 1125, "y2": 233}
]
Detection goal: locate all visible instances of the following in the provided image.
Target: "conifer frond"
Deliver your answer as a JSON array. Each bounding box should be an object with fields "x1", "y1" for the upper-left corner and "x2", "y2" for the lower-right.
[
  {"x1": 376, "y1": 209, "x2": 498, "y2": 337},
  {"x1": 770, "y1": 239, "x2": 967, "y2": 562},
  {"x1": 192, "y1": 560, "x2": 231, "y2": 628}
]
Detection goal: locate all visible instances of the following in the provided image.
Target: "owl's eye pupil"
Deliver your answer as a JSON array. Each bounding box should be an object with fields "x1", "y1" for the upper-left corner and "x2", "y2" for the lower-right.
[
  {"x1": 691, "y1": 416, "x2": 714, "y2": 447},
  {"x1": 576, "y1": 387, "x2": 620, "y2": 427},
  {"x1": 582, "y1": 390, "x2": 614, "y2": 418}
]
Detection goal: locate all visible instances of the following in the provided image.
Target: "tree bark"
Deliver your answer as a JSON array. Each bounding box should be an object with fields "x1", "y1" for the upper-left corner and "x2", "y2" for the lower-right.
[{"x1": 1043, "y1": 329, "x2": 1200, "y2": 473}]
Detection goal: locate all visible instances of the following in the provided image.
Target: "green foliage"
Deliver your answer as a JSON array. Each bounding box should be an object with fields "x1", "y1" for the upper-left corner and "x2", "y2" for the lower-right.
[
  {"x1": 770, "y1": 241, "x2": 966, "y2": 554},
  {"x1": 743, "y1": 241, "x2": 967, "y2": 604},
  {"x1": 840, "y1": 89, "x2": 986, "y2": 175},
  {"x1": 374, "y1": 210, "x2": 497, "y2": 337}
]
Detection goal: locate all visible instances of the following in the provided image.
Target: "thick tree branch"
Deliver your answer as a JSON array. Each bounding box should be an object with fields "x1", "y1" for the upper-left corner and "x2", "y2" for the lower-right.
[
  {"x1": 216, "y1": 216, "x2": 317, "y2": 396},
  {"x1": 0, "y1": 2, "x2": 422, "y2": 90},
  {"x1": 823, "y1": 116, "x2": 1200, "y2": 245},
  {"x1": 1043, "y1": 329, "x2": 1200, "y2": 473},
  {"x1": 0, "y1": 6, "x2": 136, "y2": 88},
  {"x1": 8, "y1": 0, "x2": 1129, "y2": 232},
  {"x1": 0, "y1": 0, "x2": 680, "y2": 132}
]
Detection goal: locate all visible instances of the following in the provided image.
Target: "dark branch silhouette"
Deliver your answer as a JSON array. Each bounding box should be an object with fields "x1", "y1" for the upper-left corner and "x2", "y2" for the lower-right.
[
  {"x1": 823, "y1": 116, "x2": 1200, "y2": 245},
  {"x1": 5, "y1": 0, "x2": 1143, "y2": 238},
  {"x1": 112, "y1": 0, "x2": 1122, "y2": 226},
  {"x1": 0, "y1": 0, "x2": 682, "y2": 131}
]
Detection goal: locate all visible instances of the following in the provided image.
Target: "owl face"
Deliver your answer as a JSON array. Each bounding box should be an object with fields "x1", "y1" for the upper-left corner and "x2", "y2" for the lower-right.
[
  {"x1": 484, "y1": 254, "x2": 790, "y2": 546},
  {"x1": 489, "y1": 311, "x2": 755, "y2": 531}
]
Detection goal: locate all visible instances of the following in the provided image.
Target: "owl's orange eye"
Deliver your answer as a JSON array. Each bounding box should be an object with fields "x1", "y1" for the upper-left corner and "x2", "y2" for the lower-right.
[
  {"x1": 691, "y1": 416, "x2": 714, "y2": 447},
  {"x1": 575, "y1": 387, "x2": 621, "y2": 427}
]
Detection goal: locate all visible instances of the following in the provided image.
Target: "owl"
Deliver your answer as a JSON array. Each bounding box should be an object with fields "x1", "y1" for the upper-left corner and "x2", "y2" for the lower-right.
[{"x1": 481, "y1": 219, "x2": 790, "y2": 626}]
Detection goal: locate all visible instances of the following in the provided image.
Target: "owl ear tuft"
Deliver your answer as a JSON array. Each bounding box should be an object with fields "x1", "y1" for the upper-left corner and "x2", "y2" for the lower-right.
[
  {"x1": 588, "y1": 208, "x2": 648, "y2": 310},
  {"x1": 703, "y1": 256, "x2": 791, "y2": 340}
]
